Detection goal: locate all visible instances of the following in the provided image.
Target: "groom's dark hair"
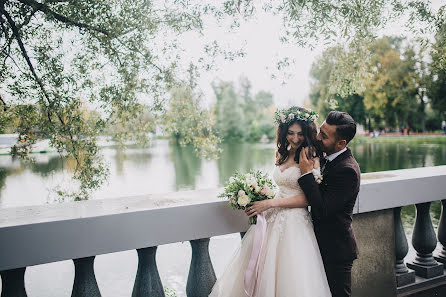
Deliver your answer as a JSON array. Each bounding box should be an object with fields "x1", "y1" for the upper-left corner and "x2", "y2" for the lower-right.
[{"x1": 326, "y1": 111, "x2": 356, "y2": 144}]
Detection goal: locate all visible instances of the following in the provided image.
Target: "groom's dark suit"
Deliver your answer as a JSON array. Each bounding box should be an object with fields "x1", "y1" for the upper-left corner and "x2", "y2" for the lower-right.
[{"x1": 298, "y1": 148, "x2": 360, "y2": 297}]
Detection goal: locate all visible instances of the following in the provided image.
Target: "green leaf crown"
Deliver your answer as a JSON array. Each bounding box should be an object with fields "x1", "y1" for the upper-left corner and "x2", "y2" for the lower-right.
[{"x1": 274, "y1": 106, "x2": 319, "y2": 125}]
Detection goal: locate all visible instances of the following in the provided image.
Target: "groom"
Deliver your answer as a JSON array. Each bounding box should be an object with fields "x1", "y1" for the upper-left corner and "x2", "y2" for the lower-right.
[{"x1": 298, "y1": 111, "x2": 360, "y2": 297}]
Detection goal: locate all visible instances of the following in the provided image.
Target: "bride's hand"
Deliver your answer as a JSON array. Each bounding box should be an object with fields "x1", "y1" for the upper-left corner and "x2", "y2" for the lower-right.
[{"x1": 245, "y1": 200, "x2": 273, "y2": 218}]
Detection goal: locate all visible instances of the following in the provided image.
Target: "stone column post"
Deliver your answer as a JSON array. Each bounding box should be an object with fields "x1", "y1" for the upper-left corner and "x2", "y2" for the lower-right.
[
  {"x1": 132, "y1": 246, "x2": 165, "y2": 297},
  {"x1": 0, "y1": 267, "x2": 27, "y2": 297},
  {"x1": 407, "y1": 202, "x2": 444, "y2": 278},
  {"x1": 72, "y1": 256, "x2": 101, "y2": 297},
  {"x1": 186, "y1": 238, "x2": 216, "y2": 297},
  {"x1": 435, "y1": 199, "x2": 446, "y2": 264},
  {"x1": 394, "y1": 207, "x2": 415, "y2": 286}
]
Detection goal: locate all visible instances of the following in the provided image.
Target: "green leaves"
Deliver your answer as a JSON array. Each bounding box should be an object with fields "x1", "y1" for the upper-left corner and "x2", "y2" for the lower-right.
[{"x1": 164, "y1": 84, "x2": 221, "y2": 159}]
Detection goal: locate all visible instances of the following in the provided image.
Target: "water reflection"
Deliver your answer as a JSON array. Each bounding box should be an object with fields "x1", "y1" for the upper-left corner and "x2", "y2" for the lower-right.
[
  {"x1": 169, "y1": 143, "x2": 202, "y2": 191},
  {"x1": 0, "y1": 139, "x2": 444, "y2": 209},
  {"x1": 113, "y1": 147, "x2": 154, "y2": 176},
  {"x1": 217, "y1": 143, "x2": 274, "y2": 185},
  {"x1": 350, "y1": 142, "x2": 446, "y2": 173},
  {"x1": 30, "y1": 155, "x2": 65, "y2": 176}
]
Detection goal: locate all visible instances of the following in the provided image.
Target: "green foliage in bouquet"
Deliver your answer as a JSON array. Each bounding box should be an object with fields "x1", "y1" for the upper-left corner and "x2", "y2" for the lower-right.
[{"x1": 218, "y1": 170, "x2": 276, "y2": 224}]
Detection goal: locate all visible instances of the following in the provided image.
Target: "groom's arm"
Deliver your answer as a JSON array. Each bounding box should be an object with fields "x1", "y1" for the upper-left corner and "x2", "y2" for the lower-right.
[
  {"x1": 269, "y1": 193, "x2": 309, "y2": 208},
  {"x1": 298, "y1": 167, "x2": 358, "y2": 219}
]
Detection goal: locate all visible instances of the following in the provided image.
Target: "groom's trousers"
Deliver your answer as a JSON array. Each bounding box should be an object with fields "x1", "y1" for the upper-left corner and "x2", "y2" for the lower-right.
[{"x1": 324, "y1": 260, "x2": 354, "y2": 297}]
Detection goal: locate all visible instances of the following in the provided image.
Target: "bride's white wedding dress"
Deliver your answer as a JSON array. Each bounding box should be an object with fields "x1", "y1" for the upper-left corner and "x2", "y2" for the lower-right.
[{"x1": 209, "y1": 166, "x2": 331, "y2": 297}]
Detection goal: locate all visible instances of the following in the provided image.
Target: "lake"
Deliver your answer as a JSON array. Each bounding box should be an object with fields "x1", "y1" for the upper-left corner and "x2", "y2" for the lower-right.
[{"x1": 0, "y1": 137, "x2": 445, "y2": 296}]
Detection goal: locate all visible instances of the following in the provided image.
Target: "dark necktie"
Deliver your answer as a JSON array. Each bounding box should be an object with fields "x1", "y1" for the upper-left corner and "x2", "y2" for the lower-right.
[{"x1": 321, "y1": 158, "x2": 330, "y2": 174}]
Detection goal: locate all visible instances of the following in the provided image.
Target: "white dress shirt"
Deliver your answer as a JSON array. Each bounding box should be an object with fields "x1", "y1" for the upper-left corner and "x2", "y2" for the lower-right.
[{"x1": 325, "y1": 147, "x2": 347, "y2": 162}]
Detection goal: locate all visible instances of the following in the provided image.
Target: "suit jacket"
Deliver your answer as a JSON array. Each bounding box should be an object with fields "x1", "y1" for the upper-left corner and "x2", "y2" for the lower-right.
[{"x1": 298, "y1": 147, "x2": 360, "y2": 263}]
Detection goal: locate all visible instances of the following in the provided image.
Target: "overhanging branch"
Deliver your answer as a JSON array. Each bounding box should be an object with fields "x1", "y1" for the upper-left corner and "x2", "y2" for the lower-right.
[
  {"x1": 0, "y1": 4, "x2": 65, "y2": 125},
  {"x1": 18, "y1": 0, "x2": 113, "y2": 37},
  {"x1": 0, "y1": 94, "x2": 7, "y2": 111}
]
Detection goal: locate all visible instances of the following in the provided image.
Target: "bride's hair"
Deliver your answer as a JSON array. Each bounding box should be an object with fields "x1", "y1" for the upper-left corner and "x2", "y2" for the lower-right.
[{"x1": 275, "y1": 107, "x2": 319, "y2": 166}]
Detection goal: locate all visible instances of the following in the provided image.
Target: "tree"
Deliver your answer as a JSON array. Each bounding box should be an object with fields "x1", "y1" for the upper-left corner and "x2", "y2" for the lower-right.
[
  {"x1": 309, "y1": 46, "x2": 367, "y2": 127},
  {"x1": 224, "y1": 0, "x2": 445, "y2": 94},
  {"x1": 309, "y1": 37, "x2": 430, "y2": 131},
  {"x1": 1, "y1": 0, "x2": 445, "y2": 199},
  {"x1": 404, "y1": 45, "x2": 430, "y2": 132},
  {"x1": 0, "y1": 0, "x2": 219, "y2": 199},
  {"x1": 212, "y1": 80, "x2": 246, "y2": 142},
  {"x1": 164, "y1": 85, "x2": 221, "y2": 158},
  {"x1": 363, "y1": 37, "x2": 419, "y2": 129},
  {"x1": 428, "y1": 23, "x2": 446, "y2": 117}
]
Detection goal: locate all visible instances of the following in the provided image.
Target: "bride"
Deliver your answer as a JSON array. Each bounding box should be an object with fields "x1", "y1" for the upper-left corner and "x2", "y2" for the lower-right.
[{"x1": 209, "y1": 106, "x2": 331, "y2": 297}]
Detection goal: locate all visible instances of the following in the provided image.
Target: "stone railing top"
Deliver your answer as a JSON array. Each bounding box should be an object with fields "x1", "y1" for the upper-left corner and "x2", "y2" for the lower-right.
[
  {"x1": 1, "y1": 165, "x2": 445, "y2": 228},
  {"x1": 360, "y1": 165, "x2": 446, "y2": 184},
  {"x1": 357, "y1": 165, "x2": 446, "y2": 213},
  {"x1": 0, "y1": 188, "x2": 222, "y2": 228},
  {"x1": 0, "y1": 165, "x2": 445, "y2": 271}
]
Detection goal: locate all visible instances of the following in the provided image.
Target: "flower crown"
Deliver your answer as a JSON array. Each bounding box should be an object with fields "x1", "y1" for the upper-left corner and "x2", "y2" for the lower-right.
[{"x1": 274, "y1": 107, "x2": 319, "y2": 125}]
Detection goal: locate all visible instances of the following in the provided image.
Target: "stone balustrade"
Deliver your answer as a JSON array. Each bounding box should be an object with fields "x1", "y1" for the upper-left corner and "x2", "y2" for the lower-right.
[{"x1": 0, "y1": 166, "x2": 445, "y2": 297}]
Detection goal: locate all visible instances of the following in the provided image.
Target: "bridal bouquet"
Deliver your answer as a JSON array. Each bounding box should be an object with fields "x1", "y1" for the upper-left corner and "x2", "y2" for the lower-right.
[{"x1": 218, "y1": 170, "x2": 276, "y2": 224}]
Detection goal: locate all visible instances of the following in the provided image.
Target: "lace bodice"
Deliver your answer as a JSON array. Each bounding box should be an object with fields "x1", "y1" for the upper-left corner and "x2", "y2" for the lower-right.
[
  {"x1": 261, "y1": 166, "x2": 320, "y2": 229},
  {"x1": 272, "y1": 166, "x2": 305, "y2": 199}
]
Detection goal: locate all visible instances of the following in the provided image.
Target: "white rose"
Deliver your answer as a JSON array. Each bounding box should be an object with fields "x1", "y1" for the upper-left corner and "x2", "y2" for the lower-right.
[
  {"x1": 245, "y1": 175, "x2": 257, "y2": 188},
  {"x1": 238, "y1": 194, "x2": 251, "y2": 207},
  {"x1": 254, "y1": 185, "x2": 261, "y2": 193},
  {"x1": 248, "y1": 178, "x2": 258, "y2": 188},
  {"x1": 237, "y1": 190, "x2": 246, "y2": 197},
  {"x1": 305, "y1": 113, "x2": 310, "y2": 118},
  {"x1": 288, "y1": 113, "x2": 294, "y2": 120},
  {"x1": 266, "y1": 188, "x2": 275, "y2": 198},
  {"x1": 229, "y1": 177, "x2": 235, "y2": 183}
]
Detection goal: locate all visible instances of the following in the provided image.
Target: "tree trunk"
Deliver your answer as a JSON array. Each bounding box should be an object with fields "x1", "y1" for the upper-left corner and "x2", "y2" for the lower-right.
[{"x1": 420, "y1": 90, "x2": 426, "y2": 133}]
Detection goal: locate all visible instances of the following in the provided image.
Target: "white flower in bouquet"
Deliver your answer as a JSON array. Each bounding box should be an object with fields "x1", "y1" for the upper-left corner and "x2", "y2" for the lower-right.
[
  {"x1": 238, "y1": 194, "x2": 251, "y2": 207},
  {"x1": 245, "y1": 174, "x2": 258, "y2": 188},
  {"x1": 219, "y1": 170, "x2": 277, "y2": 224},
  {"x1": 266, "y1": 188, "x2": 275, "y2": 198},
  {"x1": 260, "y1": 186, "x2": 269, "y2": 196}
]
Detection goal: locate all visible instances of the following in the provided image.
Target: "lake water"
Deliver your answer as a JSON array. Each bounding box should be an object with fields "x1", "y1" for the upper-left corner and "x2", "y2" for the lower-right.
[{"x1": 0, "y1": 138, "x2": 445, "y2": 296}]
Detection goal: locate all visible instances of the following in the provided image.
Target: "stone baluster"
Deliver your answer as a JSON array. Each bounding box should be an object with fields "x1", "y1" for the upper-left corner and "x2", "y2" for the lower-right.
[
  {"x1": 0, "y1": 267, "x2": 27, "y2": 297},
  {"x1": 435, "y1": 200, "x2": 446, "y2": 264},
  {"x1": 407, "y1": 202, "x2": 444, "y2": 278},
  {"x1": 132, "y1": 246, "x2": 165, "y2": 297},
  {"x1": 71, "y1": 256, "x2": 101, "y2": 297},
  {"x1": 393, "y1": 207, "x2": 415, "y2": 286},
  {"x1": 186, "y1": 238, "x2": 216, "y2": 297}
]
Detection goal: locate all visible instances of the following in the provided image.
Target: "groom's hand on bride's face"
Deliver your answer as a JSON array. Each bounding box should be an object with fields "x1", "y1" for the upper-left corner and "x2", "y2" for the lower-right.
[{"x1": 299, "y1": 147, "x2": 314, "y2": 175}]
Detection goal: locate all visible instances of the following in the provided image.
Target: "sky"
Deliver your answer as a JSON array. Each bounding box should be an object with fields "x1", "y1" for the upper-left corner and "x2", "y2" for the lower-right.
[{"x1": 179, "y1": 0, "x2": 445, "y2": 109}]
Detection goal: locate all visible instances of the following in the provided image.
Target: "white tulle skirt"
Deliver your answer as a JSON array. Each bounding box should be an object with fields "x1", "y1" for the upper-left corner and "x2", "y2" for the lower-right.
[{"x1": 209, "y1": 207, "x2": 331, "y2": 297}]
